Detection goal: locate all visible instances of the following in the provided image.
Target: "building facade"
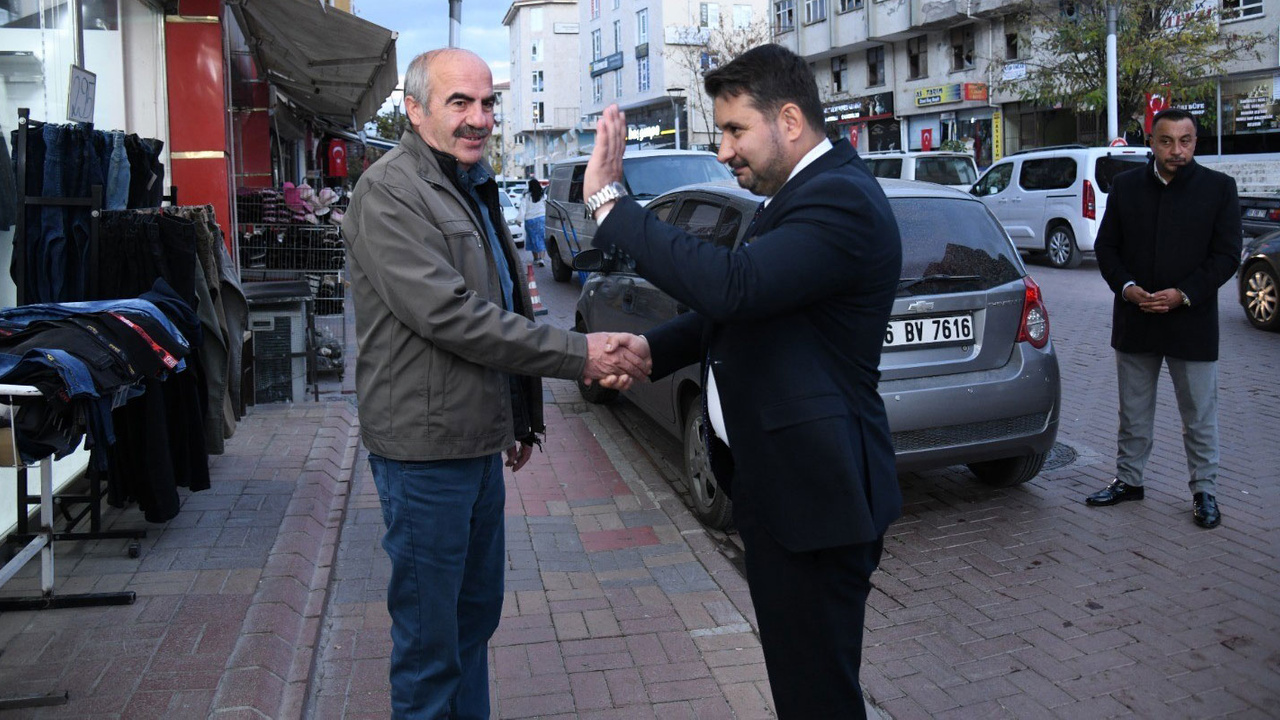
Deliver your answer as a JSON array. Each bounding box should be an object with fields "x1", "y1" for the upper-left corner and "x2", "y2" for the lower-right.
[
  {"x1": 504, "y1": 0, "x2": 583, "y2": 179},
  {"x1": 773, "y1": 0, "x2": 1280, "y2": 166}
]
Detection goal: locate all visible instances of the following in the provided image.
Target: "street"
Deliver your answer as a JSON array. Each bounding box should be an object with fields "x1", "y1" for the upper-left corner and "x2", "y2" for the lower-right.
[{"x1": 528, "y1": 250, "x2": 1280, "y2": 717}]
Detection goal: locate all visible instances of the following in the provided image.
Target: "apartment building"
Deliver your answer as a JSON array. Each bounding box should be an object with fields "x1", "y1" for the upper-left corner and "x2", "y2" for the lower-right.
[
  {"x1": 774, "y1": 0, "x2": 1280, "y2": 165},
  {"x1": 503, "y1": 0, "x2": 583, "y2": 178}
]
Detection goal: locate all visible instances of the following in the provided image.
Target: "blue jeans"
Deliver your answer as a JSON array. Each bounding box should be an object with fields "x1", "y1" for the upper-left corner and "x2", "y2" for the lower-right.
[
  {"x1": 368, "y1": 453, "x2": 506, "y2": 720},
  {"x1": 524, "y1": 216, "x2": 546, "y2": 254}
]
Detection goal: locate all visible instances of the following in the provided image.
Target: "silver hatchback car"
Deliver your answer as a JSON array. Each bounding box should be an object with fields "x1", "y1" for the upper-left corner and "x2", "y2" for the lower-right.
[{"x1": 574, "y1": 179, "x2": 1061, "y2": 530}]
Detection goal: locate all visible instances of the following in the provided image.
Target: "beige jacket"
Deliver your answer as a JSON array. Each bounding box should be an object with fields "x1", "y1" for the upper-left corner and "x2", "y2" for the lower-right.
[{"x1": 343, "y1": 130, "x2": 587, "y2": 461}]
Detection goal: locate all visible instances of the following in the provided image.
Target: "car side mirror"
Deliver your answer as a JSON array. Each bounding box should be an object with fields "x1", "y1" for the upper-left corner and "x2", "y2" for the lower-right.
[{"x1": 573, "y1": 248, "x2": 615, "y2": 273}]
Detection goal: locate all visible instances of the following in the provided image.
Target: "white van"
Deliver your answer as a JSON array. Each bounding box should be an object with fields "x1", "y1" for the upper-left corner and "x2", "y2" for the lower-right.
[
  {"x1": 863, "y1": 151, "x2": 979, "y2": 191},
  {"x1": 970, "y1": 145, "x2": 1151, "y2": 268}
]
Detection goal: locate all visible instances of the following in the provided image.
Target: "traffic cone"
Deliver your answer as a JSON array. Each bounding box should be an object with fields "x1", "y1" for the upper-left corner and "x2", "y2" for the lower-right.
[{"x1": 527, "y1": 264, "x2": 548, "y2": 316}]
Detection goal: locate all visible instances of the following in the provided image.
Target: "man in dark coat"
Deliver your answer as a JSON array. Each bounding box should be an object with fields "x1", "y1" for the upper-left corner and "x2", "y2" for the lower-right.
[
  {"x1": 582, "y1": 44, "x2": 903, "y2": 718},
  {"x1": 1089, "y1": 108, "x2": 1242, "y2": 529}
]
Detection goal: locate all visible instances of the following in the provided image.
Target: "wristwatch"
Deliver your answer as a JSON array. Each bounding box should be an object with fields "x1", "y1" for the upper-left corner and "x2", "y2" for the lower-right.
[
  {"x1": 585, "y1": 181, "x2": 627, "y2": 218},
  {"x1": 1179, "y1": 290, "x2": 1191, "y2": 307}
]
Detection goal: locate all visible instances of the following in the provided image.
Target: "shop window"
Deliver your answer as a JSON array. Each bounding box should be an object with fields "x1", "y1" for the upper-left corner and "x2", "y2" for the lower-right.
[
  {"x1": 908, "y1": 36, "x2": 928, "y2": 79},
  {"x1": 774, "y1": 0, "x2": 796, "y2": 32},
  {"x1": 638, "y1": 56, "x2": 650, "y2": 92},
  {"x1": 951, "y1": 25, "x2": 975, "y2": 71},
  {"x1": 1222, "y1": 0, "x2": 1263, "y2": 20},
  {"x1": 839, "y1": 0, "x2": 863, "y2": 11},
  {"x1": 832, "y1": 55, "x2": 848, "y2": 94},
  {"x1": 636, "y1": 8, "x2": 648, "y2": 43},
  {"x1": 531, "y1": 70, "x2": 544, "y2": 92},
  {"x1": 804, "y1": 0, "x2": 827, "y2": 23},
  {"x1": 866, "y1": 46, "x2": 885, "y2": 87}
]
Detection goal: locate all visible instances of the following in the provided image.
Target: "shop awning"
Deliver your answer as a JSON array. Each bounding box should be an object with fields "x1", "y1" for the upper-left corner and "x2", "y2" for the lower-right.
[{"x1": 228, "y1": 0, "x2": 398, "y2": 127}]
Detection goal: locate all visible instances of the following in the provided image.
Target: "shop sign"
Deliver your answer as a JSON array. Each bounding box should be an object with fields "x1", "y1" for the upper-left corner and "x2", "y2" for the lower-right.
[
  {"x1": 1234, "y1": 91, "x2": 1280, "y2": 133},
  {"x1": 635, "y1": 43, "x2": 649, "y2": 58},
  {"x1": 1175, "y1": 101, "x2": 1208, "y2": 116},
  {"x1": 915, "y1": 84, "x2": 961, "y2": 106},
  {"x1": 1003, "y1": 62, "x2": 1026, "y2": 81},
  {"x1": 627, "y1": 123, "x2": 664, "y2": 143},
  {"x1": 992, "y1": 109, "x2": 1004, "y2": 162},
  {"x1": 963, "y1": 83, "x2": 988, "y2": 102},
  {"x1": 553, "y1": 22, "x2": 579, "y2": 33},
  {"x1": 67, "y1": 65, "x2": 97, "y2": 124},
  {"x1": 590, "y1": 52, "x2": 624, "y2": 77},
  {"x1": 823, "y1": 92, "x2": 894, "y2": 124},
  {"x1": 1162, "y1": 0, "x2": 1215, "y2": 31}
]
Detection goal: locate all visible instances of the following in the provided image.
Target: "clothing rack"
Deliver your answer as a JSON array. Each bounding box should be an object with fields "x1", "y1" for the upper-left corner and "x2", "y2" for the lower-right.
[{"x1": 4, "y1": 108, "x2": 176, "y2": 558}]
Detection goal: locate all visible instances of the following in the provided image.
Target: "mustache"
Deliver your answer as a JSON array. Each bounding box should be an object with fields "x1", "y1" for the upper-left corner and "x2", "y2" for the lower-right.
[{"x1": 455, "y1": 125, "x2": 489, "y2": 139}]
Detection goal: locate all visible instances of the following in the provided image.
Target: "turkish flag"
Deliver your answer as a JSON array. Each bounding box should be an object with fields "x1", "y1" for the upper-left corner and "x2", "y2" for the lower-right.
[
  {"x1": 328, "y1": 139, "x2": 348, "y2": 177},
  {"x1": 1144, "y1": 91, "x2": 1172, "y2": 135}
]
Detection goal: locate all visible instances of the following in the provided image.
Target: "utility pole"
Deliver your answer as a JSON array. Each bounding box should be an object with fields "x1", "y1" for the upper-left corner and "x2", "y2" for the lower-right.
[
  {"x1": 449, "y1": 0, "x2": 462, "y2": 48},
  {"x1": 1106, "y1": 0, "x2": 1119, "y2": 140}
]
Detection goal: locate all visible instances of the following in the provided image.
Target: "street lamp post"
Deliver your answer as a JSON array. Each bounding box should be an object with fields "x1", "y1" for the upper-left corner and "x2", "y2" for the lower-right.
[
  {"x1": 1106, "y1": 0, "x2": 1119, "y2": 140},
  {"x1": 666, "y1": 86, "x2": 685, "y2": 150}
]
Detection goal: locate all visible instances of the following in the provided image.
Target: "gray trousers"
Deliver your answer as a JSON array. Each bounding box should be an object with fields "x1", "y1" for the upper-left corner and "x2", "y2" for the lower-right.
[{"x1": 1115, "y1": 351, "x2": 1219, "y2": 495}]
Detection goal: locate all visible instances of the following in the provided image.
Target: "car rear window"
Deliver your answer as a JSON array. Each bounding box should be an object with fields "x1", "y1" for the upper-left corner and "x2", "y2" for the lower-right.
[
  {"x1": 890, "y1": 197, "x2": 1023, "y2": 295},
  {"x1": 622, "y1": 156, "x2": 732, "y2": 200},
  {"x1": 1094, "y1": 155, "x2": 1149, "y2": 193},
  {"x1": 866, "y1": 158, "x2": 903, "y2": 179},
  {"x1": 916, "y1": 157, "x2": 977, "y2": 185}
]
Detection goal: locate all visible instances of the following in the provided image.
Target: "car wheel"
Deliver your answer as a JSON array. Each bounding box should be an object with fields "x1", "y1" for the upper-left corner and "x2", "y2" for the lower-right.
[
  {"x1": 574, "y1": 319, "x2": 618, "y2": 404},
  {"x1": 548, "y1": 236, "x2": 572, "y2": 283},
  {"x1": 682, "y1": 395, "x2": 733, "y2": 530},
  {"x1": 967, "y1": 451, "x2": 1048, "y2": 488},
  {"x1": 1046, "y1": 224, "x2": 1082, "y2": 269},
  {"x1": 1242, "y1": 261, "x2": 1280, "y2": 331}
]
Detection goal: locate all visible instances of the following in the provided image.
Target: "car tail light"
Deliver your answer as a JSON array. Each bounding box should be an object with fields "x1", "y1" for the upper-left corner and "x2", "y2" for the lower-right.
[
  {"x1": 1269, "y1": 208, "x2": 1280, "y2": 221},
  {"x1": 1017, "y1": 276, "x2": 1050, "y2": 349},
  {"x1": 1083, "y1": 179, "x2": 1096, "y2": 220}
]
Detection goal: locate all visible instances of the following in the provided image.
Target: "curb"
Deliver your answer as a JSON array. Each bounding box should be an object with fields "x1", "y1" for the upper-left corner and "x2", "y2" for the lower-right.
[{"x1": 207, "y1": 402, "x2": 361, "y2": 718}]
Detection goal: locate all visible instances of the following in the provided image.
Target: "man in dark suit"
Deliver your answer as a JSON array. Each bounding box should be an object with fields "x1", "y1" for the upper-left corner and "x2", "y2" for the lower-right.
[
  {"x1": 582, "y1": 44, "x2": 903, "y2": 718},
  {"x1": 1089, "y1": 108, "x2": 1242, "y2": 529}
]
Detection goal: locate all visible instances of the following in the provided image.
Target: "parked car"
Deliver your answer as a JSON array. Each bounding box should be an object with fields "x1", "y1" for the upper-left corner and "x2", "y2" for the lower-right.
[
  {"x1": 544, "y1": 150, "x2": 731, "y2": 283},
  {"x1": 498, "y1": 190, "x2": 525, "y2": 248},
  {"x1": 970, "y1": 144, "x2": 1151, "y2": 269},
  {"x1": 1239, "y1": 191, "x2": 1280, "y2": 238},
  {"x1": 1238, "y1": 229, "x2": 1280, "y2": 331},
  {"x1": 862, "y1": 150, "x2": 978, "y2": 190},
  {"x1": 574, "y1": 179, "x2": 1061, "y2": 530}
]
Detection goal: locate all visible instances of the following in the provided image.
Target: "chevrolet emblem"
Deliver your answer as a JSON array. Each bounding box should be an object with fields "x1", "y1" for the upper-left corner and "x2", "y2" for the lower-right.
[{"x1": 906, "y1": 300, "x2": 934, "y2": 313}]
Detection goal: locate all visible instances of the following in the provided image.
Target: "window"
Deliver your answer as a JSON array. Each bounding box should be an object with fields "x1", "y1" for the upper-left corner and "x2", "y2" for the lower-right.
[
  {"x1": 866, "y1": 46, "x2": 885, "y2": 87},
  {"x1": 865, "y1": 158, "x2": 903, "y2": 179},
  {"x1": 951, "y1": 26, "x2": 975, "y2": 71},
  {"x1": 636, "y1": 9, "x2": 649, "y2": 43},
  {"x1": 593, "y1": 75, "x2": 604, "y2": 103},
  {"x1": 804, "y1": 0, "x2": 827, "y2": 23},
  {"x1": 530, "y1": 7, "x2": 543, "y2": 31},
  {"x1": 613, "y1": 20, "x2": 622, "y2": 52},
  {"x1": 774, "y1": 0, "x2": 795, "y2": 32},
  {"x1": 531, "y1": 70, "x2": 544, "y2": 92},
  {"x1": 839, "y1": 0, "x2": 863, "y2": 10},
  {"x1": 973, "y1": 163, "x2": 1013, "y2": 196},
  {"x1": 1222, "y1": 0, "x2": 1263, "y2": 20},
  {"x1": 1094, "y1": 156, "x2": 1148, "y2": 192},
  {"x1": 592, "y1": 29, "x2": 603, "y2": 60},
  {"x1": 831, "y1": 55, "x2": 848, "y2": 93},
  {"x1": 673, "y1": 200, "x2": 725, "y2": 243},
  {"x1": 637, "y1": 55, "x2": 651, "y2": 92},
  {"x1": 700, "y1": 2, "x2": 721, "y2": 27},
  {"x1": 532, "y1": 101, "x2": 545, "y2": 124},
  {"x1": 613, "y1": 0, "x2": 621, "y2": 8},
  {"x1": 1020, "y1": 158, "x2": 1077, "y2": 191},
  {"x1": 1004, "y1": 24, "x2": 1023, "y2": 60},
  {"x1": 531, "y1": 40, "x2": 543, "y2": 62},
  {"x1": 908, "y1": 36, "x2": 928, "y2": 79},
  {"x1": 890, "y1": 198, "x2": 1021, "y2": 294},
  {"x1": 590, "y1": 0, "x2": 601, "y2": 20},
  {"x1": 733, "y1": 5, "x2": 753, "y2": 27},
  {"x1": 916, "y1": 157, "x2": 977, "y2": 185},
  {"x1": 615, "y1": 70, "x2": 624, "y2": 98}
]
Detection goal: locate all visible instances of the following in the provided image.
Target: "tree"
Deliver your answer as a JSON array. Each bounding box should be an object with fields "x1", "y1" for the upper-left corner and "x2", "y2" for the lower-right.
[
  {"x1": 666, "y1": 17, "x2": 773, "y2": 150},
  {"x1": 996, "y1": 0, "x2": 1269, "y2": 134},
  {"x1": 371, "y1": 107, "x2": 410, "y2": 140}
]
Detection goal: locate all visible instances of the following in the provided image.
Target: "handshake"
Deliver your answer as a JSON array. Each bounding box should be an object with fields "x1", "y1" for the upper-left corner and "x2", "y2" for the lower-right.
[{"x1": 582, "y1": 333, "x2": 652, "y2": 391}]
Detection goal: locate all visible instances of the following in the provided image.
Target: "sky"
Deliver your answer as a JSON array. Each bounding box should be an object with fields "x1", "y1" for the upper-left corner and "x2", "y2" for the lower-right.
[{"x1": 350, "y1": 0, "x2": 516, "y2": 111}]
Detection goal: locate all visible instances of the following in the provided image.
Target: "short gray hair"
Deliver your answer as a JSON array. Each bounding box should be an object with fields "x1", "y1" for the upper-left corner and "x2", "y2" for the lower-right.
[{"x1": 403, "y1": 48, "x2": 486, "y2": 111}]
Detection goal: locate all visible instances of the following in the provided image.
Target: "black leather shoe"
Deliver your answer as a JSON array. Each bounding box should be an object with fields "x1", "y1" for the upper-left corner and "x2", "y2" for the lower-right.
[
  {"x1": 1085, "y1": 479, "x2": 1145, "y2": 506},
  {"x1": 1193, "y1": 492, "x2": 1221, "y2": 529}
]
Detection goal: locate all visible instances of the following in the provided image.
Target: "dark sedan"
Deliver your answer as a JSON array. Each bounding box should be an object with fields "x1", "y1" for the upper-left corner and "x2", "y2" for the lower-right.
[
  {"x1": 1239, "y1": 229, "x2": 1280, "y2": 331},
  {"x1": 574, "y1": 180, "x2": 1061, "y2": 530}
]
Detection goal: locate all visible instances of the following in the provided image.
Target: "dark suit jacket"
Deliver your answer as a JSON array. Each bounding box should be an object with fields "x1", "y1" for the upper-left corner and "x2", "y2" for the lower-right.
[
  {"x1": 1094, "y1": 159, "x2": 1241, "y2": 362},
  {"x1": 595, "y1": 140, "x2": 903, "y2": 552}
]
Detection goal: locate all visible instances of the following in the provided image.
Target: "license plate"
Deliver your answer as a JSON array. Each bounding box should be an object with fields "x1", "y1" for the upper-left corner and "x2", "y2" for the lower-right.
[
  {"x1": 1245, "y1": 208, "x2": 1267, "y2": 219},
  {"x1": 884, "y1": 314, "x2": 974, "y2": 348}
]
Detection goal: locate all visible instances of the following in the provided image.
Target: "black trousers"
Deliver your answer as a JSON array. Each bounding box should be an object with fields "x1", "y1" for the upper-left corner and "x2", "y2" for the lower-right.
[{"x1": 738, "y1": 523, "x2": 884, "y2": 719}]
